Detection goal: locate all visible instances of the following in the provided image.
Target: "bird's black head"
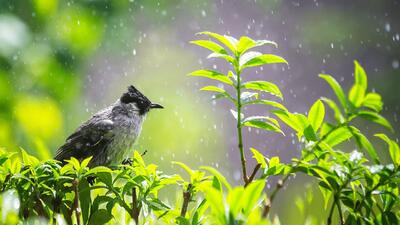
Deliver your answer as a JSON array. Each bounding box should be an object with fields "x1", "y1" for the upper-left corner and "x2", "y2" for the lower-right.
[{"x1": 120, "y1": 85, "x2": 163, "y2": 115}]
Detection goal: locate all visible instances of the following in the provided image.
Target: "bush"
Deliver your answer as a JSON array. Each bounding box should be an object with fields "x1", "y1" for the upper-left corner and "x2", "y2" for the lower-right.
[{"x1": 0, "y1": 32, "x2": 399, "y2": 225}]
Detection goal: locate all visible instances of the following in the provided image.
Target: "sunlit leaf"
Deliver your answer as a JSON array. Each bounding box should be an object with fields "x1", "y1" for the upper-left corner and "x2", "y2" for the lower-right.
[
  {"x1": 319, "y1": 74, "x2": 348, "y2": 111},
  {"x1": 200, "y1": 166, "x2": 232, "y2": 190},
  {"x1": 242, "y1": 99, "x2": 287, "y2": 111},
  {"x1": 375, "y1": 133, "x2": 400, "y2": 166},
  {"x1": 323, "y1": 126, "x2": 353, "y2": 147},
  {"x1": 207, "y1": 52, "x2": 236, "y2": 65},
  {"x1": 321, "y1": 97, "x2": 345, "y2": 123},
  {"x1": 241, "y1": 81, "x2": 283, "y2": 99},
  {"x1": 240, "y1": 53, "x2": 287, "y2": 69},
  {"x1": 242, "y1": 180, "x2": 265, "y2": 216},
  {"x1": 189, "y1": 70, "x2": 233, "y2": 85},
  {"x1": 240, "y1": 92, "x2": 259, "y2": 103},
  {"x1": 354, "y1": 60, "x2": 368, "y2": 92},
  {"x1": 172, "y1": 161, "x2": 193, "y2": 177},
  {"x1": 197, "y1": 31, "x2": 237, "y2": 54},
  {"x1": 348, "y1": 84, "x2": 365, "y2": 108},
  {"x1": 242, "y1": 116, "x2": 284, "y2": 135},
  {"x1": 230, "y1": 109, "x2": 244, "y2": 121},
  {"x1": 237, "y1": 36, "x2": 277, "y2": 55},
  {"x1": 356, "y1": 111, "x2": 393, "y2": 132},
  {"x1": 362, "y1": 92, "x2": 383, "y2": 112},
  {"x1": 250, "y1": 148, "x2": 267, "y2": 169},
  {"x1": 350, "y1": 126, "x2": 380, "y2": 164},
  {"x1": 190, "y1": 40, "x2": 228, "y2": 55},
  {"x1": 308, "y1": 99, "x2": 325, "y2": 131}
]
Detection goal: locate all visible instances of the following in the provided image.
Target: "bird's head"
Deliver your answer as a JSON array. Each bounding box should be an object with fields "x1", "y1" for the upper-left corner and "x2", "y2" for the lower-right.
[{"x1": 120, "y1": 85, "x2": 163, "y2": 115}]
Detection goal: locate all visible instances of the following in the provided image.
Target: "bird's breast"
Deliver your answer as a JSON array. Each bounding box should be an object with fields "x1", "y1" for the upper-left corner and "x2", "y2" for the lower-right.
[{"x1": 107, "y1": 114, "x2": 145, "y2": 165}]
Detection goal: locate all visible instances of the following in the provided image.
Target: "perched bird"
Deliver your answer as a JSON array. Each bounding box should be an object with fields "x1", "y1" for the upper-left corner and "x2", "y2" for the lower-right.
[{"x1": 54, "y1": 85, "x2": 163, "y2": 167}]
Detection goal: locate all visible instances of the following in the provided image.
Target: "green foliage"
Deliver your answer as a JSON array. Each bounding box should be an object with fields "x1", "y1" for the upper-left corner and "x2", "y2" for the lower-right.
[{"x1": 0, "y1": 32, "x2": 399, "y2": 225}]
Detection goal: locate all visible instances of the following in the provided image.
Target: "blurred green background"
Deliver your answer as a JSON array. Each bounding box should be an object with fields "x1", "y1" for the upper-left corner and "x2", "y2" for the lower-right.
[{"x1": 0, "y1": 0, "x2": 399, "y2": 224}]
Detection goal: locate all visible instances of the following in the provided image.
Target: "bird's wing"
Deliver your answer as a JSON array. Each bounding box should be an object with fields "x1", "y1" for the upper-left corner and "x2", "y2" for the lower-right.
[{"x1": 54, "y1": 118, "x2": 115, "y2": 163}]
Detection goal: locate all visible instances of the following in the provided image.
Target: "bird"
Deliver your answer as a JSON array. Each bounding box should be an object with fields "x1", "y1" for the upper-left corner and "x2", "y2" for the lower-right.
[{"x1": 54, "y1": 85, "x2": 163, "y2": 167}]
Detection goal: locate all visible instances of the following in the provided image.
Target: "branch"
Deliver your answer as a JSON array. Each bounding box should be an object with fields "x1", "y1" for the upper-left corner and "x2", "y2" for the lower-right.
[
  {"x1": 235, "y1": 64, "x2": 248, "y2": 185},
  {"x1": 131, "y1": 187, "x2": 140, "y2": 225},
  {"x1": 73, "y1": 179, "x2": 81, "y2": 225},
  {"x1": 180, "y1": 184, "x2": 193, "y2": 218},
  {"x1": 245, "y1": 164, "x2": 261, "y2": 187},
  {"x1": 327, "y1": 196, "x2": 336, "y2": 225}
]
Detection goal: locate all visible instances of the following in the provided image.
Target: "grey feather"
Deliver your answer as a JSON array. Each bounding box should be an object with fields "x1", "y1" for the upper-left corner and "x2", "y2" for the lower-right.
[{"x1": 55, "y1": 100, "x2": 146, "y2": 167}]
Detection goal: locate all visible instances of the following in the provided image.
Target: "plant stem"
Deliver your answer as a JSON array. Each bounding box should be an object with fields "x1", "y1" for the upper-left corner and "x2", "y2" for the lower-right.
[
  {"x1": 327, "y1": 195, "x2": 336, "y2": 225},
  {"x1": 246, "y1": 164, "x2": 261, "y2": 187},
  {"x1": 180, "y1": 184, "x2": 192, "y2": 218},
  {"x1": 132, "y1": 187, "x2": 140, "y2": 225},
  {"x1": 235, "y1": 65, "x2": 248, "y2": 185},
  {"x1": 73, "y1": 179, "x2": 81, "y2": 225},
  {"x1": 336, "y1": 198, "x2": 344, "y2": 225}
]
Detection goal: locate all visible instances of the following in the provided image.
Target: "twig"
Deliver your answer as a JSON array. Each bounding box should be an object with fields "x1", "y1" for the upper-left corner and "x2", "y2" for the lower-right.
[
  {"x1": 131, "y1": 187, "x2": 140, "y2": 225},
  {"x1": 180, "y1": 184, "x2": 192, "y2": 217},
  {"x1": 327, "y1": 195, "x2": 336, "y2": 225},
  {"x1": 73, "y1": 179, "x2": 81, "y2": 225},
  {"x1": 235, "y1": 64, "x2": 248, "y2": 185},
  {"x1": 336, "y1": 199, "x2": 344, "y2": 225},
  {"x1": 245, "y1": 164, "x2": 261, "y2": 187}
]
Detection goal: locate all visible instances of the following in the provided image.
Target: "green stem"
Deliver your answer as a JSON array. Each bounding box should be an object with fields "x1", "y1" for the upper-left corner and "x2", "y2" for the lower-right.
[
  {"x1": 235, "y1": 64, "x2": 248, "y2": 185},
  {"x1": 327, "y1": 194, "x2": 336, "y2": 225}
]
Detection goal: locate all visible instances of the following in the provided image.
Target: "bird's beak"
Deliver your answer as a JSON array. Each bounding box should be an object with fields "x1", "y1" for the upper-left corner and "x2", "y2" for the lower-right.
[{"x1": 150, "y1": 103, "x2": 164, "y2": 109}]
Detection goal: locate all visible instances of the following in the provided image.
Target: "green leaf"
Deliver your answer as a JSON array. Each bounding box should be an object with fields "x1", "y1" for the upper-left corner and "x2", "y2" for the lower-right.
[
  {"x1": 356, "y1": 111, "x2": 393, "y2": 132},
  {"x1": 200, "y1": 166, "x2": 232, "y2": 190},
  {"x1": 172, "y1": 161, "x2": 193, "y2": 177},
  {"x1": 304, "y1": 125, "x2": 317, "y2": 142},
  {"x1": 197, "y1": 31, "x2": 237, "y2": 54},
  {"x1": 230, "y1": 109, "x2": 244, "y2": 121},
  {"x1": 362, "y1": 92, "x2": 383, "y2": 112},
  {"x1": 241, "y1": 81, "x2": 283, "y2": 99},
  {"x1": 348, "y1": 84, "x2": 365, "y2": 108},
  {"x1": 20, "y1": 148, "x2": 40, "y2": 167},
  {"x1": 207, "y1": 52, "x2": 236, "y2": 65},
  {"x1": 323, "y1": 126, "x2": 353, "y2": 147},
  {"x1": 354, "y1": 60, "x2": 368, "y2": 92},
  {"x1": 242, "y1": 116, "x2": 284, "y2": 135},
  {"x1": 242, "y1": 99, "x2": 287, "y2": 111},
  {"x1": 236, "y1": 36, "x2": 277, "y2": 55},
  {"x1": 308, "y1": 99, "x2": 325, "y2": 131},
  {"x1": 81, "y1": 156, "x2": 92, "y2": 169},
  {"x1": 240, "y1": 53, "x2": 287, "y2": 69},
  {"x1": 273, "y1": 110, "x2": 302, "y2": 133},
  {"x1": 200, "y1": 86, "x2": 235, "y2": 102},
  {"x1": 88, "y1": 209, "x2": 113, "y2": 225},
  {"x1": 240, "y1": 92, "x2": 259, "y2": 103},
  {"x1": 190, "y1": 40, "x2": 228, "y2": 54},
  {"x1": 350, "y1": 126, "x2": 380, "y2": 164},
  {"x1": 375, "y1": 133, "x2": 400, "y2": 166},
  {"x1": 319, "y1": 74, "x2": 348, "y2": 111},
  {"x1": 242, "y1": 180, "x2": 265, "y2": 216},
  {"x1": 321, "y1": 97, "x2": 345, "y2": 123},
  {"x1": 250, "y1": 148, "x2": 267, "y2": 169},
  {"x1": 189, "y1": 70, "x2": 233, "y2": 85}
]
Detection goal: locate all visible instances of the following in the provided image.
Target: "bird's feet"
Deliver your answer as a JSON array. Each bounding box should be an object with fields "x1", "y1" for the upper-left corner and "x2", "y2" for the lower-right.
[
  {"x1": 122, "y1": 158, "x2": 133, "y2": 165},
  {"x1": 86, "y1": 175, "x2": 97, "y2": 185}
]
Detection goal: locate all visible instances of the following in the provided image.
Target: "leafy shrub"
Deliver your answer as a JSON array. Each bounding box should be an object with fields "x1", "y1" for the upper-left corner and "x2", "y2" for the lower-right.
[{"x1": 0, "y1": 32, "x2": 398, "y2": 225}]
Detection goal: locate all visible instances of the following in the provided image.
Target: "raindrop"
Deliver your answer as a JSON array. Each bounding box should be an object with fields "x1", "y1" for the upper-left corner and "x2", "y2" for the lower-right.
[
  {"x1": 330, "y1": 43, "x2": 334, "y2": 48},
  {"x1": 392, "y1": 60, "x2": 399, "y2": 69},
  {"x1": 201, "y1": 10, "x2": 206, "y2": 17},
  {"x1": 132, "y1": 49, "x2": 136, "y2": 56},
  {"x1": 384, "y1": 22, "x2": 391, "y2": 32}
]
